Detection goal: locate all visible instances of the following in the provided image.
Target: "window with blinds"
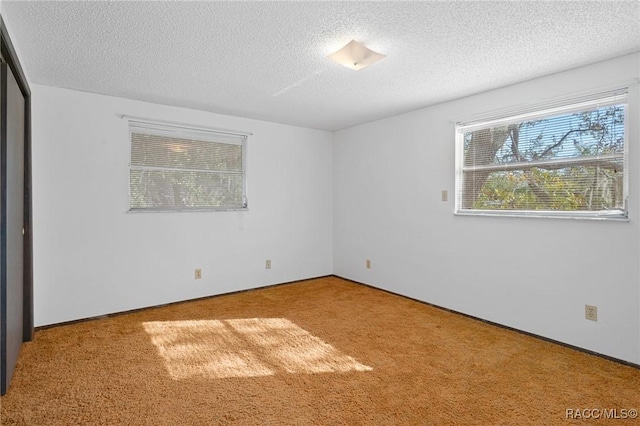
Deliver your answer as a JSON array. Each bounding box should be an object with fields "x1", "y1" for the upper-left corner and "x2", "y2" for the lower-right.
[
  {"x1": 128, "y1": 120, "x2": 248, "y2": 211},
  {"x1": 455, "y1": 90, "x2": 628, "y2": 219}
]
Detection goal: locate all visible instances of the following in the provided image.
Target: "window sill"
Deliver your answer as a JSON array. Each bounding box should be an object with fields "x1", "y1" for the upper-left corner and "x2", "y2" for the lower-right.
[
  {"x1": 127, "y1": 207, "x2": 249, "y2": 213},
  {"x1": 454, "y1": 209, "x2": 629, "y2": 221}
]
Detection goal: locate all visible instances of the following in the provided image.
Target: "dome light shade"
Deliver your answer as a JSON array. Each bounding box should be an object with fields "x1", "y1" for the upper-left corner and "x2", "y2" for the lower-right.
[{"x1": 327, "y1": 40, "x2": 386, "y2": 71}]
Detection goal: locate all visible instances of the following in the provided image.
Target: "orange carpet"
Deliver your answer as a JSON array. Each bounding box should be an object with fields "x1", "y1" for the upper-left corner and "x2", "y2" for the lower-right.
[{"x1": 1, "y1": 276, "x2": 638, "y2": 425}]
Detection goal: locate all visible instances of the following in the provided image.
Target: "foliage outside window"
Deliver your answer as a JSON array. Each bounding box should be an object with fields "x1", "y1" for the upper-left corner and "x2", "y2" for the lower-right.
[
  {"x1": 129, "y1": 120, "x2": 248, "y2": 211},
  {"x1": 455, "y1": 90, "x2": 628, "y2": 219}
]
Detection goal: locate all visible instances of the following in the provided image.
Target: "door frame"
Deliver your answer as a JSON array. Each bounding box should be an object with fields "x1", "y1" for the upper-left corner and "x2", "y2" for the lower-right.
[{"x1": 0, "y1": 15, "x2": 33, "y2": 395}]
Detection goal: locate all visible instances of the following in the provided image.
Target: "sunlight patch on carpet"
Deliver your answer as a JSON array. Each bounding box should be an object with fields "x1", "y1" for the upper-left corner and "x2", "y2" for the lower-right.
[{"x1": 142, "y1": 318, "x2": 372, "y2": 379}]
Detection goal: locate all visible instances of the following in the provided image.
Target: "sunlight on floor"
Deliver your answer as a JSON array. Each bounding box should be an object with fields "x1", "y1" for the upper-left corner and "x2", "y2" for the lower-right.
[{"x1": 142, "y1": 318, "x2": 372, "y2": 379}]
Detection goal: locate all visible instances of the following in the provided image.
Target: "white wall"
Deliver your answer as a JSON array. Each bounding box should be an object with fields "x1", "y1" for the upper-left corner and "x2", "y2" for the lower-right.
[
  {"x1": 31, "y1": 85, "x2": 333, "y2": 326},
  {"x1": 333, "y1": 53, "x2": 640, "y2": 364},
  {"x1": 29, "y1": 53, "x2": 640, "y2": 363}
]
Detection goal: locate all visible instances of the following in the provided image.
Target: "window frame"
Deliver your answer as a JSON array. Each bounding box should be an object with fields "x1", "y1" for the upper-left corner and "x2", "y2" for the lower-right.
[
  {"x1": 126, "y1": 117, "x2": 250, "y2": 213},
  {"x1": 454, "y1": 89, "x2": 629, "y2": 221}
]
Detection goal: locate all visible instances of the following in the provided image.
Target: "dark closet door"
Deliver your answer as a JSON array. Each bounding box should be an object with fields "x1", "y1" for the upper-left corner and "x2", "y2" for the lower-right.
[{"x1": 0, "y1": 60, "x2": 25, "y2": 395}]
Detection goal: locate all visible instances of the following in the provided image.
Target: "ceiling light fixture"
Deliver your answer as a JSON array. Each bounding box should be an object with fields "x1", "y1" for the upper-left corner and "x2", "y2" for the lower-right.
[{"x1": 327, "y1": 40, "x2": 386, "y2": 71}]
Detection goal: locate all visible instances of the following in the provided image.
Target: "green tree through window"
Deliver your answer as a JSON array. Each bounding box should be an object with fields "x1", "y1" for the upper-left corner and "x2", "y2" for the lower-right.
[
  {"x1": 456, "y1": 91, "x2": 627, "y2": 219},
  {"x1": 128, "y1": 121, "x2": 248, "y2": 211}
]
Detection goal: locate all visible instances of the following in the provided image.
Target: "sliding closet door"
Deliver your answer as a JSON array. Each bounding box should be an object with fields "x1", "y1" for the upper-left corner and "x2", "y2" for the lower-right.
[{"x1": 0, "y1": 60, "x2": 25, "y2": 395}]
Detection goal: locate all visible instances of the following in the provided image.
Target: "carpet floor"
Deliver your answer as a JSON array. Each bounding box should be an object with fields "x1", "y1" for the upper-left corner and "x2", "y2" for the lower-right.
[{"x1": 1, "y1": 276, "x2": 639, "y2": 425}]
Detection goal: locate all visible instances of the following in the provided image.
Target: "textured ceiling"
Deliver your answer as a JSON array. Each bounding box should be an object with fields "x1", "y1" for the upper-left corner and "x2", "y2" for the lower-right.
[{"x1": 2, "y1": 1, "x2": 639, "y2": 131}]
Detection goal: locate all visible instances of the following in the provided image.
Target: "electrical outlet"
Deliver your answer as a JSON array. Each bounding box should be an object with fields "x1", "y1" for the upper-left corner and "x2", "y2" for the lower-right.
[
  {"x1": 366, "y1": 259, "x2": 371, "y2": 269},
  {"x1": 265, "y1": 259, "x2": 271, "y2": 269},
  {"x1": 585, "y1": 304, "x2": 597, "y2": 321},
  {"x1": 194, "y1": 269, "x2": 202, "y2": 280},
  {"x1": 441, "y1": 190, "x2": 448, "y2": 202}
]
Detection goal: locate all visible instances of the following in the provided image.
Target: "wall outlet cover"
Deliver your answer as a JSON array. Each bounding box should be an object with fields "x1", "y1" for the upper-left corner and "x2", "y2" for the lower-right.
[{"x1": 585, "y1": 304, "x2": 597, "y2": 321}]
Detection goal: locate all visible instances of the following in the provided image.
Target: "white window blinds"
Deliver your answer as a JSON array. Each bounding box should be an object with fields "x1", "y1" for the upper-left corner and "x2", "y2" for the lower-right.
[
  {"x1": 128, "y1": 120, "x2": 248, "y2": 211},
  {"x1": 455, "y1": 89, "x2": 628, "y2": 219}
]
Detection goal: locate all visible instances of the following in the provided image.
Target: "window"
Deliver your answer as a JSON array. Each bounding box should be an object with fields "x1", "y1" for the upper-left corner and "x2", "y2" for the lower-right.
[
  {"x1": 455, "y1": 90, "x2": 628, "y2": 219},
  {"x1": 128, "y1": 119, "x2": 248, "y2": 211}
]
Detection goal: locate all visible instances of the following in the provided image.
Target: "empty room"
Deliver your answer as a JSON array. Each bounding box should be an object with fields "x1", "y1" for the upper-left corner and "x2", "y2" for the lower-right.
[{"x1": 1, "y1": 1, "x2": 639, "y2": 424}]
